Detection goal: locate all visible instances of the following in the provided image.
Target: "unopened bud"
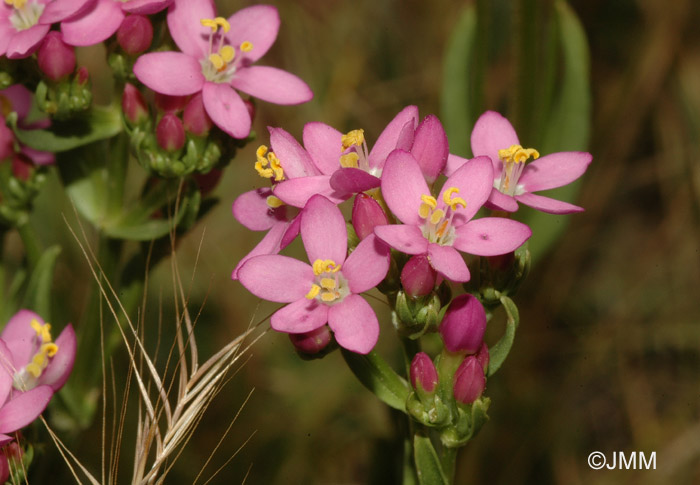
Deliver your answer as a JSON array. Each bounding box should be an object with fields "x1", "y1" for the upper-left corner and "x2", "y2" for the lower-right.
[
  {"x1": 122, "y1": 83, "x2": 149, "y2": 125},
  {"x1": 475, "y1": 343, "x2": 489, "y2": 374},
  {"x1": 401, "y1": 255, "x2": 437, "y2": 297},
  {"x1": 154, "y1": 93, "x2": 189, "y2": 113},
  {"x1": 352, "y1": 193, "x2": 388, "y2": 240},
  {"x1": 289, "y1": 325, "x2": 333, "y2": 355},
  {"x1": 183, "y1": 92, "x2": 212, "y2": 135},
  {"x1": 453, "y1": 355, "x2": 485, "y2": 404},
  {"x1": 0, "y1": 119, "x2": 13, "y2": 160},
  {"x1": 117, "y1": 15, "x2": 153, "y2": 55},
  {"x1": 439, "y1": 294, "x2": 486, "y2": 354},
  {"x1": 410, "y1": 352, "x2": 438, "y2": 394},
  {"x1": 37, "y1": 32, "x2": 76, "y2": 81},
  {"x1": 156, "y1": 114, "x2": 185, "y2": 152}
]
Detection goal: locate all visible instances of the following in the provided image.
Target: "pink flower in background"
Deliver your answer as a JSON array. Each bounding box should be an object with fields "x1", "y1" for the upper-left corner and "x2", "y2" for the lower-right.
[
  {"x1": 0, "y1": 84, "x2": 55, "y2": 166},
  {"x1": 238, "y1": 195, "x2": 390, "y2": 354},
  {"x1": 134, "y1": 0, "x2": 312, "y2": 139},
  {"x1": 0, "y1": 0, "x2": 92, "y2": 58},
  {"x1": 375, "y1": 151, "x2": 531, "y2": 282}
]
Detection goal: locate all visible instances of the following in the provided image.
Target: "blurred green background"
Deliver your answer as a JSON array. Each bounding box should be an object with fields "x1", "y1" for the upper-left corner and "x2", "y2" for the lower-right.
[{"x1": 15, "y1": 0, "x2": 700, "y2": 483}]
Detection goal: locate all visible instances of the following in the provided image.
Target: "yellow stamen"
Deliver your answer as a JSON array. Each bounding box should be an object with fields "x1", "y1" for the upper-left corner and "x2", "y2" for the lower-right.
[
  {"x1": 220, "y1": 45, "x2": 235, "y2": 63},
  {"x1": 305, "y1": 284, "x2": 321, "y2": 300},
  {"x1": 498, "y1": 144, "x2": 539, "y2": 164},
  {"x1": 256, "y1": 145, "x2": 268, "y2": 158},
  {"x1": 214, "y1": 17, "x2": 230, "y2": 32},
  {"x1": 254, "y1": 145, "x2": 285, "y2": 181},
  {"x1": 208, "y1": 53, "x2": 225, "y2": 70},
  {"x1": 25, "y1": 363, "x2": 42, "y2": 379},
  {"x1": 321, "y1": 291, "x2": 338, "y2": 302},
  {"x1": 429, "y1": 209, "x2": 445, "y2": 225},
  {"x1": 339, "y1": 152, "x2": 359, "y2": 168},
  {"x1": 442, "y1": 187, "x2": 467, "y2": 210},
  {"x1": 241, "y1": 41, "x2": 254, "y2": 52},
  {"x1": 320, "y1": 278, "x2": 336, "y2": 290},
  {"x1": 42, "y1": 343, "x2": 59, "y2": 357},
  {"x1": 266, "y1": 195, "x2": 285, "y2": 208},
  {"x1": 418, "y1": 204, "x2": 431, "y2": 219},
  {"x1": 30, "y1": 319, "x2": 43, "y2": 336},
  {"x1": 6, "y1": 0, "x2": 27, "y2": 8},
  {"x1": 341, "y1": 129, "x2": 365, "y2": 150},
  {"x1": 420, "y1": 195, "x2": 437, "y2": 210},
  {"x1": 200, "y1": 18, "x2": 218, "y2": 32},
  {"x1": 312, "y1": 259, "x2": 341, "y2": 275}
]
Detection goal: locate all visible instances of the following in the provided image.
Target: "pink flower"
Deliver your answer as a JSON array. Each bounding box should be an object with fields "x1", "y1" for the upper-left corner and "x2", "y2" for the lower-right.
[
  {"x1": 375, "y1": 150, "x2": 532, "y2": 282},
  {"x1": 0, "y1": 0, "x2": 92, "y2": 58},
  {"x1": 133, "y1": 0, "x2": 312, "y2": 139},
  {"x1": 447, "y1": 110, "x2": 593, "y2": 214},
  {"x1": 238, "y1": 195, "x2": 390, "y2": 354},
  {"x1": 0, "y1": 84, "x2": 54, "y2": 166},
  {"x1": 61, "y1": 0, "x2": 171, "y2": 47}
]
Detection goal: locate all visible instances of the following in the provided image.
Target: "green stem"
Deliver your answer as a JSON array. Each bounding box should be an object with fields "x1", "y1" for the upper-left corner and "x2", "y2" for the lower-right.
[
  {"x1": 440, "y1": 446, "x2": 458, "y2": 484},
  {"x1": 16, "y1": 221, "x2": 42, "y2": 270}
]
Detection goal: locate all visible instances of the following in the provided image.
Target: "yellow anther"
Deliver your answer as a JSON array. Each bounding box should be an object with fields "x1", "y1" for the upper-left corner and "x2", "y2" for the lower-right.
[
  {"x1": 255, "y1": 162, "x2": 273, "y2": 178},
  {"x1": 41, "y1": 343, "x2": 59, "y2": 357},
  {"x1": 240, "y1": 41, "x2": 254, "y2": 52},
  {"x1": 30, "y1": 319, "x2": 43, "y2": 336},
  {"x1": 418, "y1": 203, "x2": 432, "y2": 219},
  {"x1": 320, "y1": 278, "x2": 336, "y2": 290},
  {"x1": 208, "y1": 53, "x2": 225, "y2": 70},
  {"x1": 312, "y1": 259, "x2": 340, "y2": 275},
  {"x1": 214, "y1": 17, "x2": 230, "y2": 32},
  {"x1": 420, "y1": 195, "x2": 437, "y2": 210},
  {"x1": 341, "y1": 129, "x2": 365, "y2": 150},
  {"x1": 220, "y1": 45, "x2": 235, "y2": 63},
  {"x1": 7, "y1": 0, "x2": 26, "y2": 8},
  {"x1": 256, "y1": 145, "x2": 268, "y2": 158},
  {"x1": 499, "y1": 144, "x2": 539, "y2": 164},
  {"x1": 266, "y1": 195, "x2": 285, "y2": 209},
  {"x1": 26, "y1": 363, "x2": 42, "y2": 379},
  {"x1": 339, "y1": 152, "x2": 359, "y2": 168},
  {"x1": 305, "y1": 284, "x2": 321, "y2": 300},
  {"x1": 321, "y1": 291, "x2": 338, "y2": 302},
  {"x1": 200, "y1": 18, "x2": 218, "y2": 32},
  {"x1": 32, "y1": 352, "x2": 47, "y2": 367},
  {"x1": 267, "y1": 152, "x2": 285, "y2": 182},
  {"x1": 429, "y1": 209, "x2": 445, "y2": 225},
  {"x1": 442, "y1": 187, "x2": 467, "y2": 210}
]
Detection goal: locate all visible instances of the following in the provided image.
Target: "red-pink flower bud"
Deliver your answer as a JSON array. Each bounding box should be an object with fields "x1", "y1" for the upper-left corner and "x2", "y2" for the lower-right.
[
  {"x1": 122, "y1": 83, "x2": 149, "y2": 125},
  {"x1": 183, "y1": 93, "x2": 212, "y2": 135},
  {"x1": 475, "y1": 342, "x2": 489, "y2": 374},
  {"x1": 439, "y1": 294, "x2": 486, "y2": 353},
  {"x1": 11, "y1": 154, "x2": 33, "y2": 181},
  {"x1": 37, "y1": 32, "x2": 76, "y2": 81},
  {"x1": 156, "y1": 114, "x2": 185, "y2": 152},
  {"x1": 0, "y1": 119, "x2": 13, "y2": 161},
  {"x1": 410, "y1": 352, "x2": 438, "y2": 393},
  {"x1": 401, "y1": 255, "x2": 437, "y2": 297},
  {"x1": 76, "y1": 66, "x2": 89, "y2": 85},
  {"x1": 117, "y1": 15, "x2": 153, "y2": 55},
  {"x1": 154, "y1": 93, "x2": 189, "y2": 113},
  {"x1": 453, "y1": 355, "x2": 485, "y2": 404},
  {"x1": 289, "y1": 325, "x2": 332, "y2": 354},
  {"x1": 352, "y1": 193, "x2": 388, "y2": 240}
]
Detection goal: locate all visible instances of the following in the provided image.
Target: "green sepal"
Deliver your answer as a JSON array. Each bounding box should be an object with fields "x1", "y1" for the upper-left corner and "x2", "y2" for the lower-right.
[
  {"x1": 414, "y1": 434, "x2": 449, "y2": 485},
  {"x1": 487, "y1": 295, "x2": 519, "y2": 377},
  {"x1": 341, "y1": 348, "x2": 410, "y2": 412},
  {"x1": 440, "y1": 396, "x2": 491, "y2": 448},
  {"x1": 406, "y1": 391, "x2": 451, "y2": 428}
]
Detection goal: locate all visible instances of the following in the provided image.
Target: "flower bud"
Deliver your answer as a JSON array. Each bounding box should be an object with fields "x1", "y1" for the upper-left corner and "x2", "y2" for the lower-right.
[
  {"x1": 475, "y1": 342, "x2": 489, "y2": 374},
  {"x1": 0, "y1": 119, "x2": 13, "y2": 161},
  {"x1": 401, "y1": 255, "x2": 437, "y2": 297},
  {"x1": 439, "y1": 294, "x2": 486, "y2": 354},
  {"x1": 453, "y1": 355, "x2": 485, "y2": 404},
  {"x1": 156, "y1": 114, "x2": 185, "y2": 152},
  {"x1": 122, "y1": 83, "x2": 149, "y2": 125},
  {"x1": 11, "y1": 154, "x2": 33, "y2": 181},
  {"x1": 183, "y1": 93, "x2": 212, "y2": 136},
  {"x1": 410, "y1": 352, "x2": 438, "y2": 394},
  {"x1": 289, "y1": 325, "x2": 332, "y2": 355},
  {"x1": 154, "y1": 93, "x2": 189, "y2": 113},
  {"x1": 117, "y1": 15, "x2": 153, "y2": 55},
  {"x1": 37, "y1": 32, "x2": 76, "y2": 81},
  {"x1": 352, "y1": 193, "x2": 388, "y2": 240}
]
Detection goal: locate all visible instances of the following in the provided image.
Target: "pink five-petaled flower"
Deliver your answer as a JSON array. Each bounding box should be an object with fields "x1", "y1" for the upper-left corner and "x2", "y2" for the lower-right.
[
  {"x1": 238, "y1": 195, "x2": 390, "y2": 354},
  {"x1": 0, "y1": 0, "x2": 92, "y2": 58},
  {"x1": 447, "y1": 110, "x2": 593, "y2": 214},
  {"x1": 61, "y1": 0, "x2": 169, "y2": 47},
  {"x1": 375, "y1": 150, "x2": 532, "y2": 282},
  {"x1": 133, "y1": 0, "x2": 312, "y2": 139},
  {"x1": 1, "y1": 84, "x2": 55, "y2": 166}
]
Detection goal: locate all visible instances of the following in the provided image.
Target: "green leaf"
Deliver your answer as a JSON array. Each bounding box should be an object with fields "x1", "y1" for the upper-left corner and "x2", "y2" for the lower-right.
[
  {"x1": 22, "y1": 245, "x2": 61, "y2": 320},
  {"x1": 487, "y1": 295, "x2": 519, "y2": 377},
  {"x1": 341, "y1": 348, "x2": 410, "y2": 411},
  {"x1": 13, "y1": 104, "x2": 122, "y2": 153},
  {"x1": 414, "y1": 435, "x2": 448, "y2": 485}
]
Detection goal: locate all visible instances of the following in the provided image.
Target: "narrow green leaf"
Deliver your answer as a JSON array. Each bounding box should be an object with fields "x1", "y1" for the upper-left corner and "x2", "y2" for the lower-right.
[
  {"x1": 414, "y1": 435, "x2": 448, "y2": 485},
  {"x1": 341, "y1": 348, "x2": 410, "y2": 411},
  {"x1": 487, "y1": 295, "x2": 519, "y2": 377},
  {"x1": 102, "y1": 207, "x2": 188, "y2": 241},
  {"x1": 22, "y1": 245, "x2": 61, "y2": 320}
]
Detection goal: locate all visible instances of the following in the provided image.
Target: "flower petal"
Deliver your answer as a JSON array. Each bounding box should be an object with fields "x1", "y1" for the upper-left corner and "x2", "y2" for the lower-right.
[
  {"x1": 374, "y1": 224, "x2": 428, "y2": 255},
  {"x1": 0, "y1": 310, "x2": 42, "y2": 367},
  {"x1": 328, "y1": 295, "x2": 379, "y2": 354},
  {"x1": 0, "y1": 340, "x2": 14, "y2": 407},
  {"x1": 232, "y1": 188, "x2": 278, "y2": 231},
  {"x1": 20, "y1": 147, "x2": 55, "y2": 166},
  {"x1": 369, "y1": 105, "x2": 419, "y2": 169},
  {"x1": 427, "y1": 244, "x2": 470, "y2": 282},
  {"x1": 271, "y1": 298, "x2": 328, "y2": 333},
  {"x1": 329, "y1": 168, "x2": 380, "y2": 194},
  {"x1": 380, "y1": 149, "x2": 430, "y2": 226},
  {"x1": 301, "y1": 194, "x2": 347, "y2": 265},
  {"x1": 238, "y1": 255, "x2": 314, "y2": 302},
  {"x1": 166, "y1": 0, "x2": 213, "y2": 57},
  {"x1": 343, "y1": 234, "x2": 390, "y2": 294},
  {"x1": 202, "y1": 82, "x2": 250, "y2": 138},
  {"x1": 232, "y1": 66, "x2": 312, "y2": 105},
  {"x1": 60, "y1": 0, "x2": 124, "y2": 46},
  {"x1": 226, "y1": 5, "x2": 279, "y2": 63},
  {"x1": 471, "y1": 110, "x2": 519, "y2": 168},
  {"x1": 518, "y1": 151, "x2": 592, "y2": 192},
  {"x1": 40, "y1": 0, "x2": 93, "y2": 24},
  {"x1": 411, "y1": 114, "x2": 448, "y2": 184},
  {"x1": 133, "y1": 52, "x2": 205, "y2": 96},
  {"x1": 438, "y1": 156, "x2": 493, "y2": 222},
  {"x1": 0, "y1": 385, "x2": 53, "y2": 433},
  {"x1": 39, "y1": 324, "x2": 76, "y2": 391},
  {"x1": 272, "y1": 175, "x2": 346, "y2": 208},
  {"x1": 302, "y1": 122, "x2": 343, "y2": 176},
  {"x1": 6, "y1": 24, "x2": 49, "y2": 58},
  {"x1": 444, "y1": 153, "x2": 467, "y2": 177},
  {"x1": 0, "y1": 85, "x2": 32, "y2": 120},
  {"x1": 515, "y1": 192, "x2": 584, "y2": 214},
  {"x1": 231, "y1": 222, "x2": 288, "y2": 280},
  {"x1": 122, "y1": 0, "x2": 172, "y2": 15},
  {"x1": 454, "y1": 218, "x2": 532, "y2": 256},
  {"x1": 269, "y1": 127, "x2": 318, "y2": 178},
  {"x1": 485, "y1": 188, "x2": 519, "y2": 212}
]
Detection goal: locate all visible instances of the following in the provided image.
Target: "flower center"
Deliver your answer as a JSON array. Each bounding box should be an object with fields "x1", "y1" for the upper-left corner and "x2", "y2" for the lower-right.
[
  {"x1": 12, "y1": 319, "x2": 59, "y2": 391},
  {"x1": 417, "y1": 187, "x2": 466, "y2": 246},
  {"x1": 305, "y1": 259, "x2": 349, "y2": 304},
  {"x1": 496, "y1": 144, "x2": 539, "y2": 196},
  {"x1": 254, "y1": 145, "x2": 285, "y2": 181},
  {"x1": 199, "y1": 17, "x2": 253, "y2": 84},
  {"x1": 5, "y1": 0, "x2": 44, "y2": 31},
  {"x1": 339, "y1": 129, "x2": 377, "y2": 174}
]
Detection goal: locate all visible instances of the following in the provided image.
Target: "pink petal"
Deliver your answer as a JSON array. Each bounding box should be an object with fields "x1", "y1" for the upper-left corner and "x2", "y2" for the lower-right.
[
  {"x1": 39, "y1": 324, "x2": 76, "y2": 391},
  {"x1": 238, "y1": 255, "x2": 314, "y2": 303},
  {"x1": 231, "y1": 222, "x2": 288, "y2": 280},
  {"x1": 427, "y1": 244, "x2": 470, "y2": 282},
  {"x1": 6, "y1": 24, "x2": 50, "y2": 58},
  {"x1": 271, "y1": 298, "x2": 328, "y2": 333},
  {"x1": 0, "y1": 340, "x2": 14, "y2": 407},
  {"x1": 380, "y1": 150, "x2": 430, "y2": 226},
  {"x1": 411, "y1": 114, "x2": 448, "y2": 184},
  {"x1": 438, "y1": 156, "x2": 493, "y2": 222},
  {"x1": 485, "y1": 188, "x2": 519, "y2": 212},
  {"x1": 232, "y1": 188, "x2": 282, "y2": 231},
  {"x1": 301, "y1": 194, "x2": 347, "y2": 265},
  {"x1": 343, "y1": 234, "x2": 390, "y2": 294},
  {"x1": 272, "y1": 175, "x2": 345, "y2": 208},
  {"x1": 0, "y1": 85, "x2": 32, "y2": 120},
  {"x1": 515, "y1": 192, "x2": 584, "y2": 214},
  {"x1": 166, "y1": 0, "x2": 213, "y2": 58},
  {"x1": 369, "y1": 105, "x2": 419, "y2": 169},
  {"x1": 280, "y1": 214, "x2": 301, "y2": 249},
  {"x1": 471, "y1": 110, "x2": 519, "y2": 169},
  {"x1": 374, "y1": 224, "x2": 428, "y2": 255},
  {"x1": 302, "y1": 122, "x2": 343, "y2": 176},
  {"x1": 40, "y1": 0, "x2": 93, "y2": 24},
  {"x1": 269, "y1": 127, "x2": 318, "y2": 178},
  {"x1": 518, "y1": 151, "x2": 593, "y2": 192},
  {"x1": 454, "y1": 218, "x2": 532, "y2": 256},
  {"x1": 0, "y1": 385, "x2": 53, "y2": 433},
  {"x1": 444, "y1": 153, "x2": 468, "y2": 177},
  {"x1": 0, "y1": 22, "x2": 12, "y2": 58},
  {"x1": 122, "y1": 0, "x2": 172, "y2": 15},
  {"x1": 60, "y1": 0, "x2": 124, "y2": 46},
  {"x1": 133, "y1": 52, "x2": 205, "y2": 96},
  {"x1": 202, "y1": 82, "x2": 250, "y2": 138},
  {"x1": 232, "y1": 66, "x2": 313, "y2": 105},
  {"x1": 0, "y1": 310, "x2": 42, "y2": 367},
  {"x1": 226, "y1": 5, "x2": 279, "y2": 63},
  {"x1": 329, "y1": 168, "x2": 380, "y2": 194},
  {"x1": 328, "y1": 295, "x2": 379, "y2": 354},
  {"x1": 20, "y1": 147, "x2": 55, "y2": 166}
]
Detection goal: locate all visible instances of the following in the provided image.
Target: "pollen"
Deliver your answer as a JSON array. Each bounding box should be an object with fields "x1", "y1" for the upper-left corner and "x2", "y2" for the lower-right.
[
  {"x1": 241, "y1": 41, "x2": 254, "y2": 52},
  {"x1": 339, "y1": 152, "x2": 359, "y2": 168},
  {"x1": 312, "y1": 259, "x2": 341, "y2": 275},
  {"x1": 498, "y1": 144, "x2": 539, "y2": 164},
  {"x1": 341, "y1": 129, "x2": 365, "y2": 150},
  {"x1": 442, "y1": 187, "x2": 467, "y2": 210},
  {"x1": 306, "y1": 284, "x2": 321, "y2": 299},
  {"x1": 320, "y1": 278, "x2": 336, "y2": 290},
  {"x1": 266, "y1": 195, "x2": 285, "y2": 208},
  {"x1": 254, "y1": 145, "x2": 285, "y2": 181}
]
